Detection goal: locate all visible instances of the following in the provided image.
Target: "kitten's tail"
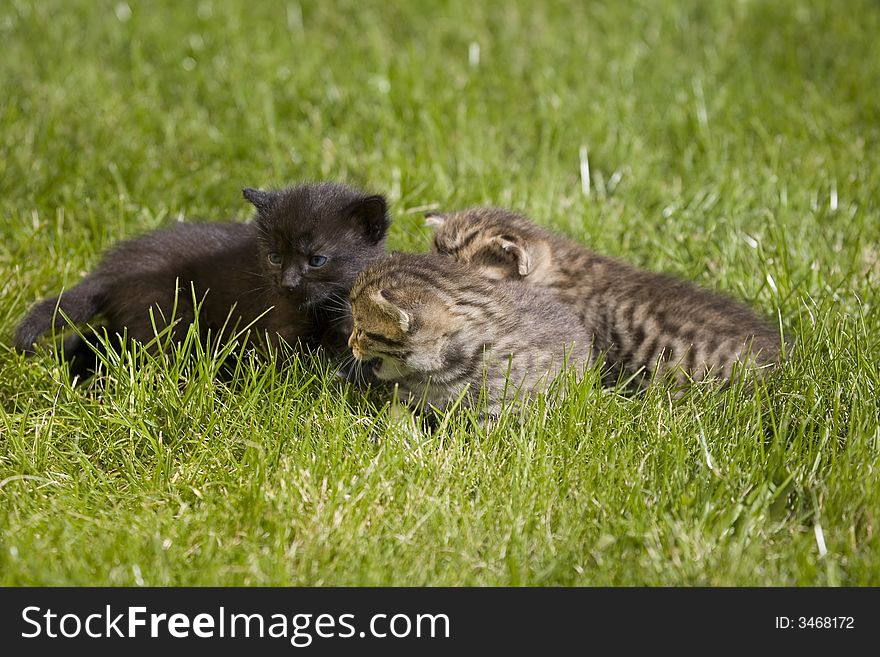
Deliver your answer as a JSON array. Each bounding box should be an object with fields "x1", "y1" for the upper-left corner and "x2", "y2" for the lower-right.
[{"x1": 15, "y1": 277, "x2": 106, "y2": 354}]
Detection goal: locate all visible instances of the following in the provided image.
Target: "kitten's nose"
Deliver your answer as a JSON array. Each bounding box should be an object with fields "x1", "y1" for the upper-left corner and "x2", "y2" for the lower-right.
[
  {"x1": 281, "y1": 269, "x2": 301, "y2": 292},
  {"x1": 347, "y1": 331, "x2": 357, "y2": 349}
]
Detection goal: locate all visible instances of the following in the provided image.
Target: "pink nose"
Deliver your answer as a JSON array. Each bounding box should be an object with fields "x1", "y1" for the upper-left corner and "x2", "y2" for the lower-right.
[{"x1": 348, "y1": 332, "x2": 357, "y2": 349}]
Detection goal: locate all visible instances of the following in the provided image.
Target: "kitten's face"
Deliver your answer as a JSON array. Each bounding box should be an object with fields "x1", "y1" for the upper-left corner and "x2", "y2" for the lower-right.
[
  {"x1": 427, "y1": 209, "x2": 536, "y2": 280},
  {"x1": 244, "y1": 183, "x2": 390, "y2": 308},
  {"x1": 348, "y1": 274, "x2": 460, "y2": 381}
]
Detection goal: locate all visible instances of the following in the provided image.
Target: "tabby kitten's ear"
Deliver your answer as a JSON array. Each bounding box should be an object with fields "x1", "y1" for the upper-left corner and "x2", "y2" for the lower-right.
[
  {"x1": 371, "y1": 288, "x2": 411, "y2": 332},
  {"x1": 242, "y1": 188, "x2": 276, "y2": 216},
  {"x1": 487, "y1": 235, "x2": 532, "y2": 276},
  {"x1": 346, "y1": 195, "x2": 390, "y2": 243},
  {"x1": 424, "y1": 211, "x2": 447, "y2": 228}
]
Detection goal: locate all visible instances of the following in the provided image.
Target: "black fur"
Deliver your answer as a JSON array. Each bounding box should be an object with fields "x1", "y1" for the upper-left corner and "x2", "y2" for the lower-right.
[{"x1": 15, "y1": 182, "x2": 390, "y2": 379}]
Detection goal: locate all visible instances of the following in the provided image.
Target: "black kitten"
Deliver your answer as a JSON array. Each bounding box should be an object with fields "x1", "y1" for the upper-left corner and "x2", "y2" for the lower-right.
[{"x1": 15, "y1": 182, "x2": 390, "y2": 379}]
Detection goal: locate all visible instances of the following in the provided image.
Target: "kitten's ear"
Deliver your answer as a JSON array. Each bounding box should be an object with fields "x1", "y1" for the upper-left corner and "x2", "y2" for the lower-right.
[
  {"x1": 371, "y1": 289, "x2": 411, "y2": 333},
  {"x1": 242, "y1": 188, "x2": 276, "y2": 216},
  {"x1": 488, "y1": 235, "x2": 532, "y2": 276},
  {"x1": 424, "y1": 212, "x2": 447, "y2": 228},
  {"x1": 347, "y1": 194, "x2": 390, "y2": 243}
]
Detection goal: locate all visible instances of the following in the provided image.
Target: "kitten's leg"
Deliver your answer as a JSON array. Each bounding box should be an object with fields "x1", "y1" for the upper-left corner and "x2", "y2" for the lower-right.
[
  {"x1": 477, "y1": 411, "x2": 500, "y2": 432},
  {"x1": 384, "y1": 393, "x2": 428, "y2": 442},
  {"x1": 383, "y1": 383, "x2": 452, "y2": 441},
  {"x1": 106, "y1": 276, "x2": 196, "y2": 353},
  {"x1": 650, "y1": 346, "x2": 692, "y2": 399},
  {"x1": 61, "y1": 332, "x2": 104, "y2": 384}
]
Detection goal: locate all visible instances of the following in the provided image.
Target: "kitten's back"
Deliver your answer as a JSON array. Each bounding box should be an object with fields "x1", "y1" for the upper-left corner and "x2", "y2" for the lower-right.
[
  {"x1": 429, "y1": 208, "x2": 783, "y2": 390},
  {"x1": 15, "y1": 221, "x2": 307, "y2": 377}
]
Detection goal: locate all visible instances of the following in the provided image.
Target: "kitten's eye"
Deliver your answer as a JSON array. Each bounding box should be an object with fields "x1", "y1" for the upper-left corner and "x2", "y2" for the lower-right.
[
  {"x1": 267, "y1": 252, "x2": 282, "y2": 267},
  {"x1": 308, "y1": 255, "x2": 328, "y2": 268}
]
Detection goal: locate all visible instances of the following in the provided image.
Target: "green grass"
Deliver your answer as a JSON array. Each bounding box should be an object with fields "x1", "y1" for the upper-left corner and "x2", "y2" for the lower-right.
[{"x1": 1, "y1": 0, "x2": 879, "y2": 585}]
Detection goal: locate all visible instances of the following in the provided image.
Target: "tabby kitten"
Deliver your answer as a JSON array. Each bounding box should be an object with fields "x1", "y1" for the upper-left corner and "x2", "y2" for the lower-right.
[
  {"x1": 348, "y1": 252, "x2": 595, "y2": 416},
  {"x1": 428, "y1": 207, "x2": 782, "y2": 391},
  {"x1": 15, "y1": 182, "x2": 390, "y2": 379}
]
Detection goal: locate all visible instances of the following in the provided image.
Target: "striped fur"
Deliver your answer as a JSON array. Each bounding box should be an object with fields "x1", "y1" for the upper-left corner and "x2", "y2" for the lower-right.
[
  {"x1": 348, "y1": 253, "x2": 595, "y2": 415},
  {"x1": 427, "y1": 208, "x2": 783, "y2": 391}
]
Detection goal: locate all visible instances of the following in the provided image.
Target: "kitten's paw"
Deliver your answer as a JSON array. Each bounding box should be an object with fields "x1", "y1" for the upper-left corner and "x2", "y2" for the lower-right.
[
  {"x1": 384, "y1": 400, "x2": 431, "y2": 452},
  {"x1": 478, "y1": 412, "x2": 500, "y2": 432}
]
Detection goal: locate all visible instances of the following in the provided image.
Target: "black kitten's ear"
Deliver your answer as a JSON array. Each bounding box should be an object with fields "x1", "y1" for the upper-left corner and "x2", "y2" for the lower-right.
[
  {"x1": 347, "y1": 194, "x2": 390, "y2": 242},
  {"x1": 242, "y1": 188, "x2": 276, "y2": 215}
]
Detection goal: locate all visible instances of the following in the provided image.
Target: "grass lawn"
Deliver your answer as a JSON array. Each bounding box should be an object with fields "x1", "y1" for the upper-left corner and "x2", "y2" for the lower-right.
[{"x1": 1, "y1": 0, "x2": 878, "y2": 586}]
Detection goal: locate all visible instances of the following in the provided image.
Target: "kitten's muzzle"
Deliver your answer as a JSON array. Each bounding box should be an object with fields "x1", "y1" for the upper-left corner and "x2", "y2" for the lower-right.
[
  {"x1": 348, "y1": 333, "x2": 365, "y2": 361},
  {"x1": 279, "y1": 281, "x2": 307, "y2": 303},
  {"x1": 348, "y1": 334, "x2": 375, "y2": 368},
  {"x1": 281, "y1": 268, "x2": 301, "y2": 294}
]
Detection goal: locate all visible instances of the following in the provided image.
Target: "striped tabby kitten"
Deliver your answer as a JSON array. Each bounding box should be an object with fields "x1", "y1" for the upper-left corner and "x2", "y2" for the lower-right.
[
  {"x1": 347, "y1": 252, "x2": 594, "y2": 416},
  {"x1": 427, "y1": 208, "x2": 782, "y2": 391}
]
